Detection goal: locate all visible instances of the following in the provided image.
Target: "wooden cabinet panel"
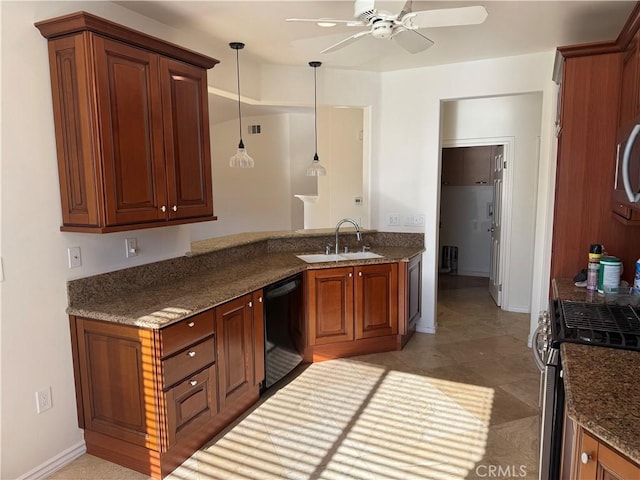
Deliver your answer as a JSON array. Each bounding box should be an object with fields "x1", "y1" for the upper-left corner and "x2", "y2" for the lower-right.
[
  {"x1": 569, "y1": 426, "x2": 640, "y2": 480},
  {"x1": 441, "y1": 148, "x2": 464, "y2": 186},
  {"x1": 406, "y1": 255, "x2": 422, "y2": 333},
  {"x1": 94, "y1": 36, "x2": 166, "y2": 226},
  {"x1": 216, "y1": 295, "x2": 255, "y2": 409},
  {"x1": 164, "y1": 365, "x2": 217, "y2": 448},
  {"x1": 619, "y1": 32, "x2": 640, "y2": 127},
  {"x1": 551, "y1": 52, "x2": 640, "y2": 284},
  {"x1": 160, "y1": 310, "x2": 215, "y2": 357},
  {"x1": 74, "y1": 318, "x2": 161, "y2": 450},
  {"x1": 160, "y1": 58, "x2": 213, "y2": 220},
  {"x1": 252, "y1": 291, "x2": 265, "y2": 388},
  {"x1": 441, "y1": 146, "x2": 491, "y2": 186},
  {"x1": 355, "y1": 263, "x2": 398, "y2": 339},
  {"x1": 307, "y1": 268, "x2": 355, "y2": 345},
  {"x1": 161, "y1": 336, "x2": 216, "y2": 388},
  {"x1": 36, "y1": 12, "x2": 218, "y2": 233}
]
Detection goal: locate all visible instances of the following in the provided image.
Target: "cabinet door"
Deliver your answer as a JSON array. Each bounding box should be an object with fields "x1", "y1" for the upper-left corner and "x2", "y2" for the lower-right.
[
  {"x1": 74, "y1": 318, "x2": 162, "y2": 450},
  {"x1": 160, "y1": 58, "x2": 214, "y2": 220},
  {"x1": 216, "y1": 295, "x2": 254, "y2": 410},
  {"x1": 573, "y1": 427, "x2": 640, "y2": 480},
  {"x1": 307, "y1": 268, "x2": 354, "y2": 345},
  {"x1": 355, "y1": 263, "x2": 399, "y2": 339},
  {"x1": 441, "y1": 148, "x2": 464, "y2": 186},
  {"x1": 164, "y1": 366, "x2": 218, "y2": 448},
  {"x1": 463, "y1": 146, "x2": 492, "y2": 185},
  {"x1": 93, "y1": 36, "x2": 167, "y2": 226},
  {"x1": 619, "y1": 32, "x2": 639, "y2": 128},
  {"x1": 406, "y1": 255, "x2": 422, "y2": 333}
]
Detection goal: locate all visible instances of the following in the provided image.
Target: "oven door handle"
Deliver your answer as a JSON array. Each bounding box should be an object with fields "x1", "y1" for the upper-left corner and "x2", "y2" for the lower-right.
[{"x1": 532, "y1": 325, "x2": 546, "y2": 372}]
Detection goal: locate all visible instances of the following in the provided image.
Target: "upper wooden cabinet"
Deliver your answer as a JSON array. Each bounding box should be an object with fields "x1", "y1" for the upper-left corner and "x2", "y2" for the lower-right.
[
  {"x1": 441, "y1": 146, "x2": 492, "y2": 186},
  {"x1": 35, "y1": 12, "x2": 218, "y2": 232},
  {"x1": 618, "y1": 30, "x2": 640, "y2": 128}
]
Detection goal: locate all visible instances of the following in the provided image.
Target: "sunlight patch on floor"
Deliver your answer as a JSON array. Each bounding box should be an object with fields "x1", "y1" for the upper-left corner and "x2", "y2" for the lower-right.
[{"x1": 194, "y1": 358, "x2": 494, "y2": 480}]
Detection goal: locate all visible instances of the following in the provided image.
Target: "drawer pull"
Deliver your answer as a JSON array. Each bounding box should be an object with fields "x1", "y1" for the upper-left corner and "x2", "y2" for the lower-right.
[
  {"x1": 581, "y1": 452, "x2": 592, "y2": 464},
  {"x1": 259, "y1": 296, "x2": 263, "y2": 303},
  {"x1": 187, "y1": 351, "x2": 196, "y2": 358},
  {"x1": 187, "y1": 321, "x2": 195, "y2": 328},
  {"x1": 190, "y1": 380, "x2": 197, "y2": 386},
  {"x1": 248, "y1": 301, "x2": 253, "y2": 308},
  {"x1": 358, "y1": 271, "x2": 362, "y2": 277}
]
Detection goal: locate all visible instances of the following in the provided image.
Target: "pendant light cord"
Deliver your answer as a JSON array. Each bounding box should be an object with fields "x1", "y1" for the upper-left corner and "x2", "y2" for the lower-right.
[
  {"x1": 235, "y1": 47, "x2": 244, "y2": 148},
  {"x1": 314, "y1": 65, "x2": 318, "y2": 158}
]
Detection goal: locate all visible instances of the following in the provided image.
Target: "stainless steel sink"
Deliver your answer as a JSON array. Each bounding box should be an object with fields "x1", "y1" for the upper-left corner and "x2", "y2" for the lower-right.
[
  {"x1": 296, "y1": 252, "x2": 383, "y2": 263},
  {"x1": 339, "y1": 251, "x2": 383, "y2": 260}
]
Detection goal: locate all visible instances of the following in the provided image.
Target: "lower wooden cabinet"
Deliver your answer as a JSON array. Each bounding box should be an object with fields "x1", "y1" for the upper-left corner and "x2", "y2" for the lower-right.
[
  {"x1": 69, "y1": 291, "x2": 264, "y2": 479},
  {"x1": 305, "y1": 263, "x2": 400, "y2": 359},
  {"x1": 562, "y1": 412, "x2": 640, "y2": 480}
]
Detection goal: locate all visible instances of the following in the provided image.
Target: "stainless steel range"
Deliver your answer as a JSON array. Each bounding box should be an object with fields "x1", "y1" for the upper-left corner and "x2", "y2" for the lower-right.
[{"x1": 534, "y1": 298, "x2": 640, "y2": 480}]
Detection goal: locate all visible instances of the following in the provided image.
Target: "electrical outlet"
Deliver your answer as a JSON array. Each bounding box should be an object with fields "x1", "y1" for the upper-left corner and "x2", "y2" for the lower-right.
[
  {"x1": 35, "y1": 387, "x2": 52, "y2": 413},
  {"x1": 413, "y1": 215, "x2": 425, "y2": 226},
  {"x1": 68, "y1": 247, "x2": 82, "y2": 268},
  {"x1": 388, "y1": 214, "x2": 400, "y2": 226},
  {"x1": 125, "y1": 238, "x2": 138, "y2": 258}
]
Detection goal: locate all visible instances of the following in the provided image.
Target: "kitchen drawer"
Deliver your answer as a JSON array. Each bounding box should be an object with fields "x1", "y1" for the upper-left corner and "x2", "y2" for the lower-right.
[
  {"x1": 162, "y1": 336, "x2": 216, "y2": 389},
  {"x1": 160, "y1": 310, "x2": 215, "y2": 357},
  {"x1": 164, "y1": 365, "x2": 218, "y2": 447}
]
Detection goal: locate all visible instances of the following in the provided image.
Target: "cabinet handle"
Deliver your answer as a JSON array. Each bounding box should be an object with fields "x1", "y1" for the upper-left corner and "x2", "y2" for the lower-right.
[
  {"x1": 190, "y1": 380, "x2": 197, "y2": 386},
  {"x1": 187, "y1": 321, "x2": 195, "y2": 328},
  {"x1": 258, "y1": 296, "x2": 263, "y2": 303},
  {"x1": 348, "y1": 273, "x2": 353, "y2": 278},
  {"x1": 475, "y1": 181, "x2": 488, "y2": 185},
  {"x1": 580, "y1": 452, "x2": 593, "y2": 464},
  {"x1": 358, "y1": 271, "x2": 362, "y2": 277},
  {"x1": 248, "y1": 301, "x2": 253, "y2": 308},
  {"x1": 161, "y1": 206, "x2": 166, "y2": 212},
  {"x1": 172, "y1": 205, "x2": 178, "y2": 212},
  {"x1": 187, "y1": 351, "x2": 196, "y2": 358}
]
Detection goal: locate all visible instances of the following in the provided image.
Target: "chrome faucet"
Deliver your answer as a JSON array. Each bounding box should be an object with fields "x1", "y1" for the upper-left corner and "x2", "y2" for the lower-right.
[{"x1": 334, "y1": 218, "x2": 362, "y2": 255}]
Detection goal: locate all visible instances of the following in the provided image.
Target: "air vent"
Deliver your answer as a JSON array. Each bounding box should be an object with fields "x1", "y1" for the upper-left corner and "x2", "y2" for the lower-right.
[{"x1": 248, "y1": 125, "x2": 261, "y2": 135}]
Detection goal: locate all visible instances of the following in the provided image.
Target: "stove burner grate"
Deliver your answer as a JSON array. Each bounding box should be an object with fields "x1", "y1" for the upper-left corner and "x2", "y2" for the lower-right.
[{"x1": 561, "y1": 301, "x2": 640, "y2": 335}]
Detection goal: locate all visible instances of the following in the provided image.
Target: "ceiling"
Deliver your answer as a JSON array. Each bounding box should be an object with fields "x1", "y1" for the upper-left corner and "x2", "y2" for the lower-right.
[
  {"x1": 118, "y1": 0, "x2": 636, "y2": 123},
  {"x1": 119, "y1": 0, "x2": 635, "y2": 72}
]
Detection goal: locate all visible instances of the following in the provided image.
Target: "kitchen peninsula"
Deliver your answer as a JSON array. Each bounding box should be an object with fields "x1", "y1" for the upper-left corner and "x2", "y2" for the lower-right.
[{"x1": 66, "y1": 229, "x2": 424, "y2": 478}]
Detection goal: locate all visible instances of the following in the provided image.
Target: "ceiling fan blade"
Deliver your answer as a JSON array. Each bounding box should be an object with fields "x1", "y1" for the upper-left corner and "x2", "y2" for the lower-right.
[
  {"x1": 393, "y1": 29, "x2": 434, "y2": 54},
  {"x1": 406, "y1": 6, "x2": 488, "y2": 29},
  {"x1": 320, "y1": 30, "x2": 372, "y2": 54},
  {"x1": 398, "y1": 0, "x2": 414, "y2": 19},
  {"x1": 286, "y1": 18, "x2": 363, "y2": 26}
]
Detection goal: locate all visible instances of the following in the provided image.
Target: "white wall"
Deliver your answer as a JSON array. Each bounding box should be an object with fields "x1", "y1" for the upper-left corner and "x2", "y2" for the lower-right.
[
  {"x1": 440, "y1": 93, "x2": 544, "y2": 311},
  {"x1": 376, "y1": 54, "x2": 556, "y2": 333}
]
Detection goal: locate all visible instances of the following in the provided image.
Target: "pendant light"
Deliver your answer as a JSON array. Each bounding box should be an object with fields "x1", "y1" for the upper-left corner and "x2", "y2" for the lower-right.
[
  {"x1": 229, "y1": 42, "x2": 254, "y2": 168},
  {"x1": 307, "y1": 61, "x2": 327, "y2": 176}
]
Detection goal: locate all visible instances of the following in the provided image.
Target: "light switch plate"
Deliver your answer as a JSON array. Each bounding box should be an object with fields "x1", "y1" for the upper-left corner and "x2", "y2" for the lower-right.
[{"x1": 125, "y1": 238, "x2": 138, "y2": 258}]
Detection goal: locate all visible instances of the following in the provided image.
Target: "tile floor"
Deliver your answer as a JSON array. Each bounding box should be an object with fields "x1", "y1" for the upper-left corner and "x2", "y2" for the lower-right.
[{"x1": 49, "y1": 275, "x2": 541, "y2": 480}]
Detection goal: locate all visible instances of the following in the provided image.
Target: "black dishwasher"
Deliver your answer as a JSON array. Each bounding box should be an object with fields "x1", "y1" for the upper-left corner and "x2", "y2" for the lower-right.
[{"x1": 262, "y1": 273, "x2": 304, "y2": 391}]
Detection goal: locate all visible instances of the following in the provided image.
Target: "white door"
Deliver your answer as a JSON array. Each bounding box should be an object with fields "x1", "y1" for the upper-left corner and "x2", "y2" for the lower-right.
[{"x1": 489, "y1": 145, "x2": 504, "y2": 306}]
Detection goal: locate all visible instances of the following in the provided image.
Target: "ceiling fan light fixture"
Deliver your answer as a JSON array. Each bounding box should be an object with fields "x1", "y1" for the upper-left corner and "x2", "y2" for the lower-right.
[
  {"x1": 229, "y1": 41, "x2": 254, "y2": 168},
  {"x1": 307, "y1": 61, "x2": 327, "y2": 177},
  {"x1": 317, "y1": 21, "x2": 337, "y2": 27}
]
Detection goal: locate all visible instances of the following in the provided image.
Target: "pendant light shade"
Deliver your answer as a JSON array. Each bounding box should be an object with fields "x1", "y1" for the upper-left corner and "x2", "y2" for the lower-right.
[
  {"x1": 307, "y1": 61, "x2": 326, "y2": 177},
  {"x1": 229, "y1": 42, "x2": 254, "y2": 168}
]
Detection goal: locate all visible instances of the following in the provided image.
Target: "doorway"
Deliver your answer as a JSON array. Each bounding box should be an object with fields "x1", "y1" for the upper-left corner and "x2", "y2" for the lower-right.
[
  {"x1": 437, "y1": 92, "x2": 543, "y2": 314},
  {"x1": 438, "y1": 142, "x2": 509, "y2": 307}
]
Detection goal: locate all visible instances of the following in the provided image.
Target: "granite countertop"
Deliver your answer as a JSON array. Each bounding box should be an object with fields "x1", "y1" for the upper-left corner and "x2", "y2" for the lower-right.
[
  {"x1": 554, "y1": 278, "x2": 640, "y2": 465},
  {"x1": 561, "y1": 342, "x2": 640, "y2": 465},
  {"x1": 67, "y1": 237, "x2": 423, "y2": 329}
]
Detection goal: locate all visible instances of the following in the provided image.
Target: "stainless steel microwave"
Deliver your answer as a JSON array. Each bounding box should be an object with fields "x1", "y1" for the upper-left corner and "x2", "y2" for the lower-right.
[{"x1": 614, "y1": 116, "x2": 640, "y2": 212}]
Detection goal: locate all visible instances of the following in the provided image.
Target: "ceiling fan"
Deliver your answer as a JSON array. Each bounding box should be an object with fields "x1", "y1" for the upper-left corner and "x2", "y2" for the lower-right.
[{"x1": 286, "y1": 0, "x2": 488, "y2": 54}]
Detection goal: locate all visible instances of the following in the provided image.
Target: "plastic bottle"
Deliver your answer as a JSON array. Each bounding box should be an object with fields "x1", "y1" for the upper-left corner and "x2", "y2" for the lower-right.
[
  {"x1": 634, "y1": 258, "x2": 640, "y2": 293},
  {"x1": 597, "y1": 256, "x2": 622, "y2": 293}
]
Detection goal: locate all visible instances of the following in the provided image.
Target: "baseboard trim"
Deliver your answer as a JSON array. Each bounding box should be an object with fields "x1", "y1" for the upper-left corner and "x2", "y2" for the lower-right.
[
  {"x1": 17, "y1": 440, "x2": 86, "y2": 480},
  {"x1": 504, "y1": 305, "x2": 530, "y2": 314},
  {"x1": 415, "y1": 324, "x2": 436, "y2": 334}
]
